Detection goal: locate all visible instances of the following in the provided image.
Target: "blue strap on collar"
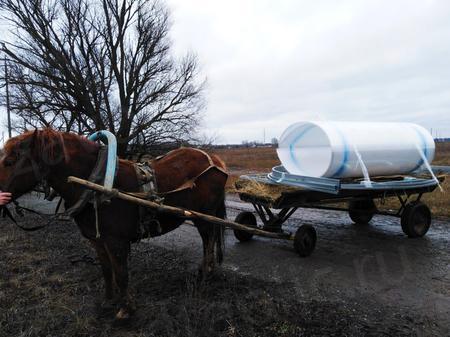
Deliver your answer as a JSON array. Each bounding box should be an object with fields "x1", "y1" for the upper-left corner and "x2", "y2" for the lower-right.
[{"x1": 88, "y1": 130, "x2": 118, "y2": 190}]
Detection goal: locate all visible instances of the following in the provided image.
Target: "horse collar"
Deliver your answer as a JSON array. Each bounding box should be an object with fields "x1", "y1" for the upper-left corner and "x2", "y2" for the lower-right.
[{"x1": 63, "y1": 146, "x2": 110, "y2": 218}]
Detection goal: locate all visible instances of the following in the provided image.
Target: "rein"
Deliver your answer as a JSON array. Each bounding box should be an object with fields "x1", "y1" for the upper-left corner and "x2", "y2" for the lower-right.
[{"x1": 0, "y1": 198, "x2": 67, "y2": 231}]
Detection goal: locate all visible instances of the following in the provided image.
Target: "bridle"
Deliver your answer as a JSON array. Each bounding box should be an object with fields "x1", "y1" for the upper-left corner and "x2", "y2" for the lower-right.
[
  {"x1": 0, "y1": 149, "x2": 57, "y2": 230},
  {"x1": 1, "y1": 138, "x2": 109, "y2": 232}
]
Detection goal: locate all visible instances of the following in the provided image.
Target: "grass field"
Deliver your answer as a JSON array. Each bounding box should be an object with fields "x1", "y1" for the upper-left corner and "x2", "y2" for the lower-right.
[
  {"x1": 212, "y1": 142, "x2": 450, "y2": 217},
  {"x1": 433, "y1": 141, "x2": 450, "y2": 165}
]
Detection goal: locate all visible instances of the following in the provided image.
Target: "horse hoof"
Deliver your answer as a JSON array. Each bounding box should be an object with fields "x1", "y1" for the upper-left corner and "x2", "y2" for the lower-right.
[{"x1": 113, "y1": 308, "x2": 132, "y2": 325}]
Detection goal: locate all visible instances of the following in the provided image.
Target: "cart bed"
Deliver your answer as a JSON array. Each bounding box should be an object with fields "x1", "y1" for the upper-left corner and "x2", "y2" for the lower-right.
[{"x1": 237, "y1": 165, "x2": 448, "y2": 209}]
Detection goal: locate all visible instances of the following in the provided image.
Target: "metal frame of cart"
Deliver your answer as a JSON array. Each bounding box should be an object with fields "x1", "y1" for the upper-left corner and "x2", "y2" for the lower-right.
[{"x1": 232, "y1": 165, "x2": 449, "y2": 257}]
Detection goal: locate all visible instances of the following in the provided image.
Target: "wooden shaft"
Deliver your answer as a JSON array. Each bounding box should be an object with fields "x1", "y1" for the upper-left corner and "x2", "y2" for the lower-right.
[{"x1": 67, "y1": 176, "x2": 291, "y2": 240}]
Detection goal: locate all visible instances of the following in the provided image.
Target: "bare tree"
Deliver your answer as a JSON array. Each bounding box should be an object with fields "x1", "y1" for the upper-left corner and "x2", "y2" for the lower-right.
[{"x1": 0, "y1": 0, "x2": 204, "y2": 155}]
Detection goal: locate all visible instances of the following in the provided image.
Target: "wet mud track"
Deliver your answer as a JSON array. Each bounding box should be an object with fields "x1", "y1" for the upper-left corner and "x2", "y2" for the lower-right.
[
  {"x1": 150, "y1": 194, "x2": 450, "y2": 335},
  {"x1": 0, "y1": 193, "x2": 449, "y2": 336}
]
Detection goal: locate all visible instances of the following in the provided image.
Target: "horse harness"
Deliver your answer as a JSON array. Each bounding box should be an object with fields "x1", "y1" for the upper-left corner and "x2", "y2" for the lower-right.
[
  {"x1": 132, "y1": 161, "x2": 162, "y2": 240},
  {"x1": 131, "y1": 148, "x2": 227, "y2": 240},
  {"x1": 2, "y1": 146, "x2": 226, "y2": 241}
]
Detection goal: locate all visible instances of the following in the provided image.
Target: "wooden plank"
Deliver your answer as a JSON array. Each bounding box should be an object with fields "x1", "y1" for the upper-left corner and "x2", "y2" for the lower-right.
[{"x1": 67, "y1": 176, "x2": 292, "y2": 240}]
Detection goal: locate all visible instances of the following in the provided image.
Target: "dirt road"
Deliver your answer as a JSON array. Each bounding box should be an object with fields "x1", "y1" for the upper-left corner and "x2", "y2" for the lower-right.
[
  {"x1": 150, "y1": 194, "x2": 450, "y2": 334},
  {"x1": 1, "y1": 193, "x2": 449, "y2": 336}
]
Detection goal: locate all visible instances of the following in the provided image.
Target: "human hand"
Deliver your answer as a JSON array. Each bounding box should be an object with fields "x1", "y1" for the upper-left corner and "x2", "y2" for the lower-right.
[{"x1": 0, "y1": 191, "x2": 12, "y2": 205}]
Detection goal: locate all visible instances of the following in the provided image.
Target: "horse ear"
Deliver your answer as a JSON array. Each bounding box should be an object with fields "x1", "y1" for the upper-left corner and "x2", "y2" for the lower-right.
[
  {"x1": 30, "y1": 129, "x2": 39, "y2": 146},
  {"x1": 18, "y1": 129, "x2": 39, "y2": 152},
  {"x1": 38, "y1": 129, "x2": 67, "y2": 165}
]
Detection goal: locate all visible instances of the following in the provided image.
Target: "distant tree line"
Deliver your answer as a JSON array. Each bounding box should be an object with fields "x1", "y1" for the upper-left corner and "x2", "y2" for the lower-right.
[{"x1": 241, "y1": 137, "x2": 278, "y2": 147}]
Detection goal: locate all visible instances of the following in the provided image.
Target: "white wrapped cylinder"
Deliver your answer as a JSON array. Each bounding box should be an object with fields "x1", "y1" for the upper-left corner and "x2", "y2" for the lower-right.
[{"x1": 277, "y1": 121, "x2": 435, "y2": 178}]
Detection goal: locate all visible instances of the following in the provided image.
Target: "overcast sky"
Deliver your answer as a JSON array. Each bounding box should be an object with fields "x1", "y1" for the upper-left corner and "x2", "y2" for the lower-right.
[
  {"x1": 166, "y1": 0, "x2": 450, "y2": 144},
  {"x1": 1, "y1": 0, "x2": 450, "y2": 144}
]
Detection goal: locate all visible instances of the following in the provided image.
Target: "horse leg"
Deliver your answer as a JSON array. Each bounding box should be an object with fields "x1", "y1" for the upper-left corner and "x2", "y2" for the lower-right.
[
  {"x1": 195, "y1": 220, "x2": 216, "y2": 279},
  {"x1": 104, "y1": 238, "x2": 135, "y2": 321},
  {"x1": 90, "y1": 240, "x2": 114, "y2": 301},
  {"x1": 215, "y1": 198, "x2": 226, "y2": 264},
  {"x1": 195, "y1": 198, "x2": 226, "y2": 279}
]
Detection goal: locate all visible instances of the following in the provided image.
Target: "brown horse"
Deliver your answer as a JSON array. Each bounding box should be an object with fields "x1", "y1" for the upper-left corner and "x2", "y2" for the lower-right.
[{"x1": 0, "y1": 128, "x2": 227, "y2": 321}]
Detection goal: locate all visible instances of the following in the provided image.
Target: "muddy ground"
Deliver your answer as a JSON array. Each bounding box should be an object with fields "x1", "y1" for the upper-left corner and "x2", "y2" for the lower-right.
[{"x1": 0, "y1": 194, "x2": 449, "y2": 337}]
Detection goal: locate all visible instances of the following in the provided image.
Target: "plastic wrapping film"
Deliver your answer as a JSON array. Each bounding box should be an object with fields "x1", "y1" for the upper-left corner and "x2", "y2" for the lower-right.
[{"x1": 276, "y1": 121, "x2": 435, "y2": 178}]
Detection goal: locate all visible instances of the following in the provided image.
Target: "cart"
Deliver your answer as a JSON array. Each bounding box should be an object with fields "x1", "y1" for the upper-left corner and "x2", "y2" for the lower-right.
[
  {"x1": 232, "y1": 165, "x2": 450, "y2": 257},
  {"x1": 68, "y1": 165, "x2": 449, "y2": 258}
]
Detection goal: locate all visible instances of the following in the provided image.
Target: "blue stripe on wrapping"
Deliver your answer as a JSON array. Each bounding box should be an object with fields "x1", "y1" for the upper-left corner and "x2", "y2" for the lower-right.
[
  {"x1": 289, "y1": 124, "x2": 316, "y2": 170},
  {"x1": 411, "y1": 126, "x2": 428, "y2": 172},
  {"x1": 330, "y1": 126, "x2": 349, "y2": 178},
  {"x1": 288, "y1": 123, "x2": 350, "y2": 177}
]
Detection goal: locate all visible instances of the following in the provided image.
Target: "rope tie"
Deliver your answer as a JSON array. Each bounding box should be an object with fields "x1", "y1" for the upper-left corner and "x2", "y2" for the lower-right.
[
  {"x1": 94, "y1": 194, "x2": 101, "y2": 238},
  {"x1": 103, "y1": 188, "x2": 120, "y2": 199}
]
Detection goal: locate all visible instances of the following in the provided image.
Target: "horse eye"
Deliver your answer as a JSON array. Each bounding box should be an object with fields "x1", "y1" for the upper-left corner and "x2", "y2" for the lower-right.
[{"x1": 3, "y1": 156, "x2": 16, "y2": 167}]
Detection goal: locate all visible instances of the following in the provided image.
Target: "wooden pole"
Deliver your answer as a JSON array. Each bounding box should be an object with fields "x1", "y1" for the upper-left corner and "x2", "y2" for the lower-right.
[
  {"x1": 67, "y1": 176, "x2": 292, "y2": 240},
  {"x1": 3, "y1": 53, "x2": 11, "y2": 138}
]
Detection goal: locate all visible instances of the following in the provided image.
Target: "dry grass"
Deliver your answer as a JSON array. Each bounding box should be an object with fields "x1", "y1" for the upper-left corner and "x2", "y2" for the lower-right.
[
  {"x1": 376, "y1": 178, "x2": 450, "y2": 216},
  {"x1": 214, "y1": 142, "x2": 450, "y2": 170},
  {"x1": 433, "y1": 142, "x2": 450, "y2": 165},
  {"x1": 217, "y1": 142, "x2": 450, "y2": 217},
  {"x1": 211, "y1": 147, "x2": 279, "y2": 192},
  {"x1": 211, "y1": 147, "x2": 279, "y2": 172},
  {"x1": 232, "y1": 179, "x2": 301, "y2": 204}
]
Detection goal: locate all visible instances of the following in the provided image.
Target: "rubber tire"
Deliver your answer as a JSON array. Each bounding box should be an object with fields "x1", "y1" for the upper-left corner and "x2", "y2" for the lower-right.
[
  {"x1": 293, "y1": 225, "x2": 317, "y2": 257},
  {"x1": 234, "y1": 211, "x2": 257, "y2": 242},
  {"x1": 348, "y1": 199, "x2": 376, "y2": 224},
  {"x1": 401, "y1": 201, "x2": 431, "y2": 238}
]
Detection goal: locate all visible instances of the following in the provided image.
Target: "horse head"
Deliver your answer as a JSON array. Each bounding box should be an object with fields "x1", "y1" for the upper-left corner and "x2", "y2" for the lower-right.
[{"x1": 0, "y1": 128, "x2": 69, "y2": 199}]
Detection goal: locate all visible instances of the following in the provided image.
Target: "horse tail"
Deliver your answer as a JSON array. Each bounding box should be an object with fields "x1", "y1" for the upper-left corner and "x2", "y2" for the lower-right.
[{"x1": 214, "y1": 192, "x2": 226, "y2": 264}]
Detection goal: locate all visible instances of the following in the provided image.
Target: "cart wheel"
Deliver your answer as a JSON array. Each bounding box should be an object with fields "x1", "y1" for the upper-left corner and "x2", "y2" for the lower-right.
[
  {"x1": 401, "y1": 202, "x2": 431, "y2": 238},
  {"x1": 348, "y1": 199, "x2": 376, "y2": 224},
  {"x1": 294, "y1": 225, "x2": 317, "y2": 257},
  {"x1": 234, "y1": 211, "x2": 257, "y2": 242}
]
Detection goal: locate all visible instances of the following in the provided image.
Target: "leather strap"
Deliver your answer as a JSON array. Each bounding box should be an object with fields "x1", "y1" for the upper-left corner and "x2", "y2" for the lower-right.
[{"x1": 65, "y1": 146, "x2": 109, "y2": 217}]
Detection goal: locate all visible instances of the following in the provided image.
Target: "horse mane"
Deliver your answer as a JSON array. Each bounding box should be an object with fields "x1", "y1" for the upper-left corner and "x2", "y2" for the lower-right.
[{"x1": 4, "y1": 128, "x2": 95, "y2": 165}]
